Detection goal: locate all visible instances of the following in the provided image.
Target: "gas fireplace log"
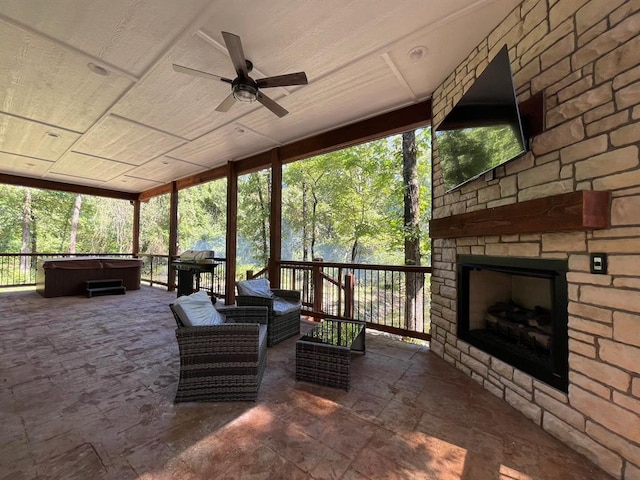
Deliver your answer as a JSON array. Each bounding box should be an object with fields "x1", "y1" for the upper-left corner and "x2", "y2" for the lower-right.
[
  {"x1": 487, "y1": 301, "x2": 552, "y2": 333},
  {"x1": 485, "y1": 301, "x2": 553, "y2": 351}
]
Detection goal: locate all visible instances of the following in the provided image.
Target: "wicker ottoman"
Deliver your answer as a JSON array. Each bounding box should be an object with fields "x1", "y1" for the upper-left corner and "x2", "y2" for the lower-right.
[{"x1": 295, "y1": 319, "x2": 365, "y2": 391}]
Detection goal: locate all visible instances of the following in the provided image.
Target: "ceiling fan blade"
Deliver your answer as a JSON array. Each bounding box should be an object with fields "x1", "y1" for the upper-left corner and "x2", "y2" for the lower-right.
[
  {"x1": 215, "y1": 93, "x2": 237, "y2": 113},
  {"x1": 256, "y1": 72, "x2": 308, "y2": 88},
  {"x1": 221, "y1": 31, "x2": 248, "y2": 77},
  {"x1": 172, "y1": 64, "x2": 232, "y2": 83},
  {"x1": 257, "y1": 91, "x2": 288, "y2": 118}
]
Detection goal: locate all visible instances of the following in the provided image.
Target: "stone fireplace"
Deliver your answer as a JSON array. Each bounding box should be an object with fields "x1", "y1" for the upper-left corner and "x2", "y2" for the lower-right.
[
  {"x1": 457, "y1": 255, "x2": 568, "y2": 392},
  {"x1": 428, "y1": 2, "x2": 640, "y2": 479}
]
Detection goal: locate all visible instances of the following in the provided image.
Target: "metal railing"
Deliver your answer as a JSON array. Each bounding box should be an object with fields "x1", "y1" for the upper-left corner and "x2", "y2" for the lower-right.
[
  {"x1": 138, "y1": 253, "x2": 170, "y2": 288},
  {"x1": 277, "y1": 259, "x2": 431, "y2": 340}
]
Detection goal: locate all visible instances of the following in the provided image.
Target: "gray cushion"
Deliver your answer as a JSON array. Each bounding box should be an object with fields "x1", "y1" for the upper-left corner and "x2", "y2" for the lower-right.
[
  {"x1": 237, "y1": 278, "x2": 274, "y2": 298},
  {"x1": 272, "y1": 298, "x2": 301, "y2": 315},
  {"x1": 173, "y1": 291, "x2": 224, "y2": 327}
]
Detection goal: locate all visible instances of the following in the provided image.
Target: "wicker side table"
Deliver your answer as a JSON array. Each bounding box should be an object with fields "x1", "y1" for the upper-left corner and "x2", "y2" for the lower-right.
[{"x1": 295, "y1": 319, "x2": 365, "y2": 391}]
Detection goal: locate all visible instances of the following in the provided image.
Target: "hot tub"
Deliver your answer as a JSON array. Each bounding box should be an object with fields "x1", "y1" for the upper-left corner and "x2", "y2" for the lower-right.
[{"x1": 36, "y1": 257, "x2": 143, "y2": 297}]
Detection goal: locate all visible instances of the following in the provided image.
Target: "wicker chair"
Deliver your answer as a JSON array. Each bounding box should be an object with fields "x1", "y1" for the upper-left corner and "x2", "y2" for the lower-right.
[
  {"x1": 235, "y1": 279, "x2": 301, "y2": 347},
  {"x1": 170, "y1": 301, "x2": 268, "y2": 402}
]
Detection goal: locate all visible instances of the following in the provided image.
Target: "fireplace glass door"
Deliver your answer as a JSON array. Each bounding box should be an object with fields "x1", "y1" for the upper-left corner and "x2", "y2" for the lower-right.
[{"x1": 457, "y1": 255, "x2": 568, "y2": 391}]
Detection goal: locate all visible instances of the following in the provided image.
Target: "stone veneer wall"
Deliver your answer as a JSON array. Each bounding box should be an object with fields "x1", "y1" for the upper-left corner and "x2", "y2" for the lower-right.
[{"x1": 429, "y1": 1, "x2": 640, "y2": 479}]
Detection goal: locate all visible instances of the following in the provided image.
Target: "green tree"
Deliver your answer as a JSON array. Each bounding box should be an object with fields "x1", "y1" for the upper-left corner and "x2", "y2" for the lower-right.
[
  {"x1": 402, "y1": 130, "x2": 424, "y2": 331},
  {"x1": 237, "y1": 170, "x2": 271, "y2": 268},
  {"x1": 85, "y1": 198, "x2": 132, "y2": 253},
  {"x1": 140, "y1": 195, "x2": 170, "y2": 254},
  {"x1": 178, "y1": 180, "x2": 227, "y2": 255},
  {"x1": 282, "y1": 129, "x2": 431, "y2": 265},
  {"x1": 69, "y1": 194, "x2": 82, "y2": 254}
]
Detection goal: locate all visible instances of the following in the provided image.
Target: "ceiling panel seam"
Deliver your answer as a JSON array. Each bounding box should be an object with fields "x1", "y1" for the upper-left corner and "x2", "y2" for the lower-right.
[
  {"x1": 0, "y1": 111, "x2": 84, "y2": 136},
  {"x1": 0, "y1": 150, "x2": 55, "y2": 163},
  {"x1": 381, "y1": 53, "x2": 417, "y2": 100},
  {"x1": 107, "y1": 114, "x2": 191, "y2": 142},
  {"x1": 0, "y1": 15, "x2": 139, "y2": 83}
]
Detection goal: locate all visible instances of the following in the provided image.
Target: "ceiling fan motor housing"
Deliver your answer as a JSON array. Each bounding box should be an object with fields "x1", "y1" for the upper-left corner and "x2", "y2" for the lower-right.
[{"x1": 232, "y1": 76, "x2": 258, "y2": 102}]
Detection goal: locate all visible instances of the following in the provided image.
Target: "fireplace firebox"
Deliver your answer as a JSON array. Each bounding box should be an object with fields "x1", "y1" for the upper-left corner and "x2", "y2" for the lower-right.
[{"x1": 457, "y1": 255, "x2": 568, "y2": 392}]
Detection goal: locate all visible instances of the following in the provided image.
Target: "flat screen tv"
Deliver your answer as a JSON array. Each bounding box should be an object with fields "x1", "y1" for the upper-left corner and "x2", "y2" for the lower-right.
[{"x1": 435, "y1": 45, "x2": 527, "y2": 192}]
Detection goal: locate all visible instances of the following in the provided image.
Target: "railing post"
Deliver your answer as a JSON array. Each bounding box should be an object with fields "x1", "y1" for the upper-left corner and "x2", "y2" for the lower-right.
[
  {"x1": 344, "y1": 272, "x2": 355, "y2": 318},
  {"x1": 246, "y1": 270, "x2": 253, "y2": 280},
  {"x1": 312, "y1": 258, "x2": 323, "y2": 320},
  {"x1": 168, "y1": 182, "x2": 178, "y2": 292}
]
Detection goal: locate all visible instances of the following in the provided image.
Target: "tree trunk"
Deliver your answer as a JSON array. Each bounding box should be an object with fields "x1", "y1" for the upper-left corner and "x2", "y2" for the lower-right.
[
  {"x1": 69, "y1": 194, "x2": 83, "y2": 254},
  {"x1": 402, "y1": 130, "x2": 423, "y2": 332},
  {"x1": 311, "y1": 190, "x2": 319, "y2": 259},
  {"x1": 302, "y1": 179, "x2": 309, "y2": 261},
  {"x1": 350, "y1": 237, "x2": 359, "y2": 263},
  {"x1": 20, "y1": 189, "x2": 32, "y2": 272},
  {"x1": 256, "y1": 175, "x2": 269, "y2": 264}
]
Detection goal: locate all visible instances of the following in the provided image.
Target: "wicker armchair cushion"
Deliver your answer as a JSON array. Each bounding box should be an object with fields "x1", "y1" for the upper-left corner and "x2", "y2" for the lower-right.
[
  {"x1": 236, "y1": 278, "x2": 274, "y2": 298},
  {"x1": 273, "y1": 298, "x2": 301, "y2": 315},
  {"x1": 173, "y1": 291, "x2": 224, "y2": 327}
]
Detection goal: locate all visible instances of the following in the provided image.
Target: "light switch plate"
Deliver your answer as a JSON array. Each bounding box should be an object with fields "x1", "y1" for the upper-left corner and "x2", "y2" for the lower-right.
[{"x1": 590, "y1": 253, "x2": 607, "y2": 274}]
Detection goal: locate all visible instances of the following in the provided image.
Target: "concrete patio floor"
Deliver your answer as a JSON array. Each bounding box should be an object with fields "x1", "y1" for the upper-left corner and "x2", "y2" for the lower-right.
[{"x1": 1, "y1": 286, "x2": 613, "y2": 480}]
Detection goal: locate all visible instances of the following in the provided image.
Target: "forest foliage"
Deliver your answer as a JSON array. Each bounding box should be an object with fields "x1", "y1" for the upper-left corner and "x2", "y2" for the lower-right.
[{"x1": 0, "y1": 130, "x2": 431, "y2": 271}]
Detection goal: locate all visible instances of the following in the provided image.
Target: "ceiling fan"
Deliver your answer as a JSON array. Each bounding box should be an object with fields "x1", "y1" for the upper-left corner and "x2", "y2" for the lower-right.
[{"x1": 172, "y1": 31, "x2": 308, "y2": 118}]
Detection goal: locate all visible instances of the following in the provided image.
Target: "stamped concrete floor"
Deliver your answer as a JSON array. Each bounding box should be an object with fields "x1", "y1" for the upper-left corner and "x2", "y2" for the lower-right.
[{"x1": 1, "y1": 286, "x2": 613, "y2": 480}]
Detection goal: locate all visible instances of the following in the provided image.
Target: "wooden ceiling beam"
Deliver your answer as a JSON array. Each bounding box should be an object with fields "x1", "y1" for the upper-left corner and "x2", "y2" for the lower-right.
[
  {"x1": 0, "y1": 173, "x2": 138, "y2": 201},
  {"x1": 235, "y1": 151, "x2": 274, "y2": 175},
  {"x1": 279, "y1": 100, "x2": 432, "y2": 164},
  {"x1": 225, "y1": 100, "x2": 432, "y2": 174},
  {"x1": 137, "y1": 183, "x2": 173, "y2": 202},
  {"x1": 176, "y1": 165, "x2": 228, "y2": 191}
]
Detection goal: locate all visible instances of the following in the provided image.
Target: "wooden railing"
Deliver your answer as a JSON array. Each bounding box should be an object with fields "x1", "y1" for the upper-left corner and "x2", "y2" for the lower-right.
[{"x1": 276, "y1": 259, "x2": 431, "y2": 341}]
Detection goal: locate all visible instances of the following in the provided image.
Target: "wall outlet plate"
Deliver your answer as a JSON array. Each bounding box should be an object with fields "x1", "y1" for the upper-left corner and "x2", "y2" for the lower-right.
[{"x1": 590, "y1": 253, "x2": 607, "y2": 274}]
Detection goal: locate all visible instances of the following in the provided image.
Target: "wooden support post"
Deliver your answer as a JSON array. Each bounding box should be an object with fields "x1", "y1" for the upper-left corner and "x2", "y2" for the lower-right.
[
  {"x1": 344, "y1": 272, "x2": 355, "y2": 318},
  {"x1": 225, "y1": 161, "x2": 238, "y2": 305},
  {"x1": 312, "y1": 258, "x2": 324, "y2": 320},
  {"x1": 269, "y1": 149, "x2": 282, "y2": 288},
  {"x1": 168, "y1": 182, "x2": 178, "y2": 292},
  {"x1": 132, "y1": 199, "x2": 140, "y2": 257}
]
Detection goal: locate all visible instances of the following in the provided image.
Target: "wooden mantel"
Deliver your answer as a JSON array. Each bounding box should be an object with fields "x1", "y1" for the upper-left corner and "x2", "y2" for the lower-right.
[{"x1": 429, "y1": 191, "x2": 610, "y2": 239}]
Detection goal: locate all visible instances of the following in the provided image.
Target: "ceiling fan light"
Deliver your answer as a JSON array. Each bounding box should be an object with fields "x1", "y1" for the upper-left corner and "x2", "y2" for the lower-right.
[{"x1": 233, "y1": 83, "x2": 258, "y2": 102}]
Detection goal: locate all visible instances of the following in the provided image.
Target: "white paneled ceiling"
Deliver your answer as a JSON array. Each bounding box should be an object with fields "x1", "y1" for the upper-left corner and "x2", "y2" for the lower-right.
[{"x1": 0, "y1": 0, "x2": 520, "y2": 194}]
